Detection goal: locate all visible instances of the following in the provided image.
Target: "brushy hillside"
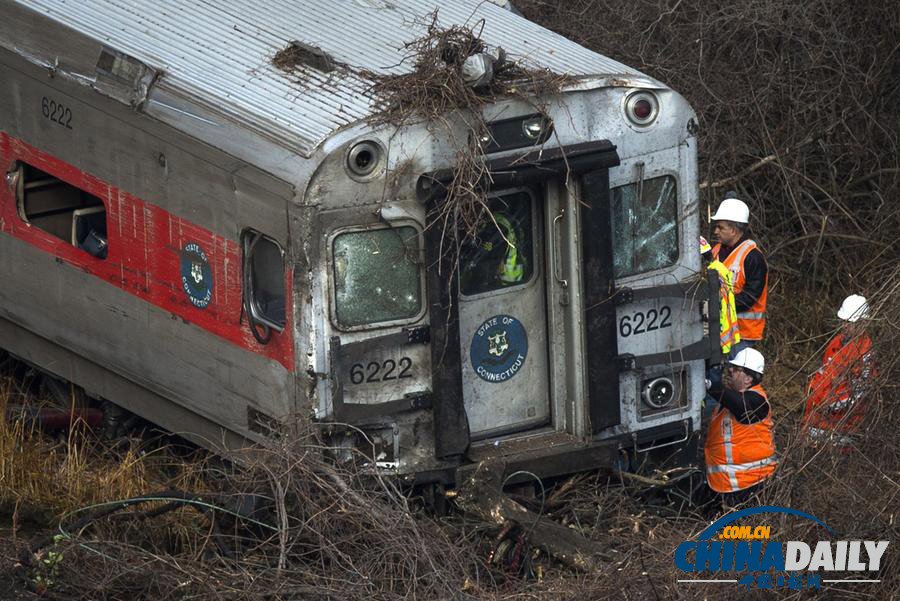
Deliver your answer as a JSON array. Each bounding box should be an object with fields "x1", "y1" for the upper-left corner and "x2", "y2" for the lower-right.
[{"x1": 2, "y1": 1, "x2": 899, "y2": 599}]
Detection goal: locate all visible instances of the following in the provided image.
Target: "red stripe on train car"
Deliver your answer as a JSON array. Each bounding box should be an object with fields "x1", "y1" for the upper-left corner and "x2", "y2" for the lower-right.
[{"x1": 0, "y1": 133, "x2": 294, "y2": 372}]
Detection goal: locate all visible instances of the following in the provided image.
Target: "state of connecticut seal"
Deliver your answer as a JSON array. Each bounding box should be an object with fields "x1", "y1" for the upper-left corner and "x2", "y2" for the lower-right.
[
  {"x1": 180, "y1": 242, "x2": 213, "y2": 309},
  {"x1": 470, "y1": 314, "x2": 528, "y2": 383}
]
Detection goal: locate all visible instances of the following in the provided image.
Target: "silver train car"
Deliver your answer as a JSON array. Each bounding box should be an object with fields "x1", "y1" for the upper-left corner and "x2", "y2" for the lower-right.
[{"x1": 0, "y1": 0, "x2": 719, "y2": 484}]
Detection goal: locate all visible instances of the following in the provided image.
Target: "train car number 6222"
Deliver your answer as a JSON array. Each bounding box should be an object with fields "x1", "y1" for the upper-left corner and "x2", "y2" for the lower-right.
[
  {"x1": 348, "y1": 357, "x2": 414, "y2": 385},
  {"x1": 41, "y1": 95, "x2": 74, "y2": 129},
  {"x1": 619, "y1": 306, "x2": 672, "y2": 338}
]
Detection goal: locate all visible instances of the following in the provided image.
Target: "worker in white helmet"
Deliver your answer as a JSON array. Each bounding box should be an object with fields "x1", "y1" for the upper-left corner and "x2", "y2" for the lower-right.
[
  {"x1": 803, "y1": 294, "x2": 875, "y2": 445},
  {"x1": 710, "y1": 192, "x2": 769, "y2": 347},
  {"x1": 705, "y1": 347, "x2": 776, "y2": 507}
]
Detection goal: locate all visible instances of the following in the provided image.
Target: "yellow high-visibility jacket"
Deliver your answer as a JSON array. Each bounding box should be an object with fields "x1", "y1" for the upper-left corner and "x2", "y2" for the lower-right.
[{"x1": 708, "y1": 260, "x2": 740, "y2": 354}]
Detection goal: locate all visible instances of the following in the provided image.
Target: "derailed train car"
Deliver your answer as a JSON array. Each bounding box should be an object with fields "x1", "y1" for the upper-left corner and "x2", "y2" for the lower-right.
[{"x1": 0, "y1": 0, "x2": 720, "y2": 484}]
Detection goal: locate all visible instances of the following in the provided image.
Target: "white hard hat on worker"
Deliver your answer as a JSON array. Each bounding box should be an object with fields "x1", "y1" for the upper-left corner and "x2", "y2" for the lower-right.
[
  {"x1": 711, "y1": 197, "x2": 750, "y2": 223},
  {"x1": 837, "y1": 294, "x2": 869, "y2": 322},
  {"x1": 729, "y1": 347, "x2": 765, "y2": 375}
]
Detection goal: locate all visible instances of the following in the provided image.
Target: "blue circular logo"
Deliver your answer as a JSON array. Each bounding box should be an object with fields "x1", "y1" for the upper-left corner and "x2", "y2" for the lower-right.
[
  {"x1": 470, "y1": 314, "x2": 528, "y2": 383},
  {"x1": 180, "y1": 242, "x2": 213, "y2": 309}
]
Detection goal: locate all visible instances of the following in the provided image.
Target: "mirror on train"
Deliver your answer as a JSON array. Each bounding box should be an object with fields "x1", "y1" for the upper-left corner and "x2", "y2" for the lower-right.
[{"x1": 241, "y1": 229, "x2": 286, "y2": 333}]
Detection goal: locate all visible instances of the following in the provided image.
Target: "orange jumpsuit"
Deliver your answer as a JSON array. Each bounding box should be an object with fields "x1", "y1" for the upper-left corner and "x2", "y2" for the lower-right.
[{"x1": 804, "y1": 333, "x2": 874, "y2": 438}]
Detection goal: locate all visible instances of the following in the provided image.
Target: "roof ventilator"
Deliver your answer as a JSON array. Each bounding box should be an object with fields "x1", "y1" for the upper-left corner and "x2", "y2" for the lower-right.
[{"x1": 273, "y1": 41, "x2": 337, "y2": 73}]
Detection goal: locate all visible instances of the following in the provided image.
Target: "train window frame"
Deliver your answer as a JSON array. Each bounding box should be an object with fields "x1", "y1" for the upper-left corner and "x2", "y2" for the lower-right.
[
  {"x1": 458, "y1": 187, "x2": 540, "y2": 300},
  {"x1": 7, "y1": 160, "x2": 109, "y2": 260},
  {"x1": 327, "y1": 221, "x2": 426, "y2": 332},
  {"x1": 609, "y1": 172, "x2": 680, "y2": 279},
  {"x1": 241, "y1": 229, "x2": 286, "y2": 336}
]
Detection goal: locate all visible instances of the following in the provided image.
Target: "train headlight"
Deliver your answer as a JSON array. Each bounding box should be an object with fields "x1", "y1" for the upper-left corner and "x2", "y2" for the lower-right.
[
  {"x1": 346, "y1": 140, "x2": 383, "y2": 178},
  {"x1": 476, "y1": 113, "x2": 553, "y2": 153},
  {"x1": 624, "y1": 91, "x2": 659, "y2": 127},
  {"x1": 642, "y1": 376, "x2": 675, "y2": 409},
  {"x1": 522, "y1": 116, "x2": 548, "y2": 140}
]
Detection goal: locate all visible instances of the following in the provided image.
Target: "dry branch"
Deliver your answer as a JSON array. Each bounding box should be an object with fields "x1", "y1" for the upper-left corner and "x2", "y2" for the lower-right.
[{"x1": 457, "y1": 459, "x2": 612, "y2": 571}]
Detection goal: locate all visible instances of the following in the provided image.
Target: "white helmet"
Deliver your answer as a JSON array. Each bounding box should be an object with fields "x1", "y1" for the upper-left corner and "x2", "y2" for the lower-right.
[
  {"x1": 711, "y1": 198, "x2": 750, "y2": 224},
  {"x1": 837, "y1": 294, "x2": 869, "y2": 322},
  {"x1": 729, "y1": 347, "x2": 765, "y2": 375}
]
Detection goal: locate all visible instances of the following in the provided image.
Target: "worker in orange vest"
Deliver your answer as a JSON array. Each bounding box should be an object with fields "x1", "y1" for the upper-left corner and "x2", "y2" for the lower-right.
[
  {"x1": 710, "y1": 192, "x2": 768, "y2": 346},
  {"x1": 705, "y1": 347, "x2": 776, "y2": 506},
  {"x1": 804, "y1": 294, "x2": 874, "y2": 445}
]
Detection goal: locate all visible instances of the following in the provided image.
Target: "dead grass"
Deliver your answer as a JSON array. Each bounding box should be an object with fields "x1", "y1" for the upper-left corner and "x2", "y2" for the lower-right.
[{"x1": 0, "y1": 368, "x2": 209, "y2": 530}]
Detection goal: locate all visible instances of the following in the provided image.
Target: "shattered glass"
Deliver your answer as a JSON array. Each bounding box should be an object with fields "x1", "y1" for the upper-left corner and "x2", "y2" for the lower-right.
[
  {"x1": 611, "y1": 175, "x2": 678, "y2": 278},
  {"x1": 333, "y1": 226, "x2": 421, "y2": 327}
]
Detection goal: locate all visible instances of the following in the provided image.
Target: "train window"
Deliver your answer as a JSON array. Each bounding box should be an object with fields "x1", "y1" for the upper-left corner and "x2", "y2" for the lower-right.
[
  {"x1": 242, "y1": 230, "x2": 285, "y2": 332},
  {"x1": 610, "y1": 175, "x2": 678, "y2": 278},
  {"x1": 459, "y1": 191, "x2": 534, "y2": 296},
  {"x1": 9, "y1": 162, "x2": 108, "y2": 259},
  {"x1": 332, "y1": 226, "x2": 422, "y2": 328}
]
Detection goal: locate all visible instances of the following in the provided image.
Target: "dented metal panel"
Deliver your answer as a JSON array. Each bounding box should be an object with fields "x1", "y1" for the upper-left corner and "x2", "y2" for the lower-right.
[{"x1": 5, "y1": 0, "x2": 642, "y2": 158}]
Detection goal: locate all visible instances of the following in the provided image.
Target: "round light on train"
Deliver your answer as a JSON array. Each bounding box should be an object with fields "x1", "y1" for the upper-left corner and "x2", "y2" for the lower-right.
[
  {"x1": 346, "y1": 140, "x2": 382, "y2": 178},
  {"x1": 625, "y1": 91, "x2": 659, "y2": 126},
  {"x1": 642, "y1": 377, "x2": 675, "y2": 409},
  {"x1": 522, "y1": 116, "x2": 548, "y2": 140},
  {"x1": 633, "y1": 99, "x2": 653, "y2": 120}
]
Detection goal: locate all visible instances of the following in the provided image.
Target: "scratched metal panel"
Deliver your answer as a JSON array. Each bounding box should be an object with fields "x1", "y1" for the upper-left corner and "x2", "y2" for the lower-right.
[
  {"x1": 0, "y1": 233, "x2": 294, "y2": 432},
  {"x1": 0, "y1": 59, "x2": 290, "y2": 243},
  {"x1": 9, "y1": 0, "x2": 642, "y2": 157},
  {"x1": 0, "y1": 60, "x2": 298, "y2": 438}
]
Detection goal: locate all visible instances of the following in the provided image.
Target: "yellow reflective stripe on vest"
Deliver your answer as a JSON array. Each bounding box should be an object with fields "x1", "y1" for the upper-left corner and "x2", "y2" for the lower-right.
[
  {"x1": 721, "y1": 413, "x2": 739, "y2": 491},
  {"x1": 494, "y1": 213, "x2": 523, "y2": 283},
  {"x1": 720, "y1": 323, "x2": 740, "y2": 344},
  {"x1": 710, "y1": 260, "x2": 741, "y2": 354}
]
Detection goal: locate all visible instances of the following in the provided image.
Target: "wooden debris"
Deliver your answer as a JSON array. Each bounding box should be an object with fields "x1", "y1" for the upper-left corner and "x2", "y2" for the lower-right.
[{"x1": 456, "y1": 459, "x2": 611, "y2": 572}]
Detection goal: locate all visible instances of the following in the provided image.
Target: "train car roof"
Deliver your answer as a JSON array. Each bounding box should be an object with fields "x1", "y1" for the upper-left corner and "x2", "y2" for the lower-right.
[{"x1": 5, "y1": 0, "x2": 647, "y2": 158}]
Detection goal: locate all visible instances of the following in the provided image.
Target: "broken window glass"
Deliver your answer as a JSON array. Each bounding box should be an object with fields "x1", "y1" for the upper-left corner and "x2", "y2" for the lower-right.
[
  {"x1": 610, "y1": 175, "x2": 678, "y2": 278},
  {"x1": 459, "y1": 192, "x2": 534, "y2": 296},
  {"x1": 333, "y1": 226, "x2": 421, "y2": 328}
]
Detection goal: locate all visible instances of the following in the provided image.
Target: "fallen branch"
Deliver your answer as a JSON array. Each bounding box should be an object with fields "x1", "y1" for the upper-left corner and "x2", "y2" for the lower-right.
[{"x1": 456, "y1": 459, "x2": 612, "y2": 571}]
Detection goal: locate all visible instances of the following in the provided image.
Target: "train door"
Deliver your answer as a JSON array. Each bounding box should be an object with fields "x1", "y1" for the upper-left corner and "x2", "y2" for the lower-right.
[{"x1": 456, "y1": 188, "x2": 550, "y2": 438}]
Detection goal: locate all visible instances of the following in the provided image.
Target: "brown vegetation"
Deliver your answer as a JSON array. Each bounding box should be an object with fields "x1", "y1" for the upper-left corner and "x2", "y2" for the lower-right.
[{"x1": 362, "y1": 12, "x2": 575, "y2": 285}]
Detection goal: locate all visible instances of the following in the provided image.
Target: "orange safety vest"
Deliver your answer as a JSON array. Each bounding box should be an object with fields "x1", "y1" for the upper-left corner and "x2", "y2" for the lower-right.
[
  {"x1": 705, "y1": 384, "x2": 776, "y2": 493},
  {"x1": 712, "y1": 239, "x2": 767, "y2": 341},
  {"x1": 804, "y1": 333, "x2": 873, "y2": 435}
]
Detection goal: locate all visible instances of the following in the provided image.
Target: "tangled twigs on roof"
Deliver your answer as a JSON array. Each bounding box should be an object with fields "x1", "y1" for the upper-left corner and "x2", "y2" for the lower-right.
[
  {"x1": 361, "y1": 12, "x2": 575, "y2": 281},
  {"x1": 363, "y1": 13, "x2": 574, "y2": 127}
]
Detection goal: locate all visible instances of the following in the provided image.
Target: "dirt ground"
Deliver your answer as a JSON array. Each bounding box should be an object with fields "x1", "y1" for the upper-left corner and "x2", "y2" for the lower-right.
[{"x1": 0, "y1": 523, "x2": 39, "y2": 601}]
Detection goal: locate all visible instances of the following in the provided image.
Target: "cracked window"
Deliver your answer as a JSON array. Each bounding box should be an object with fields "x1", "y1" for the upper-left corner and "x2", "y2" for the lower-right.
[
  {"x1": 611, "y1": 175, "x2": 678, "y2": 278},
  {"x1": 332, "y1": 226, "x2": 422, "y2": 328}
]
